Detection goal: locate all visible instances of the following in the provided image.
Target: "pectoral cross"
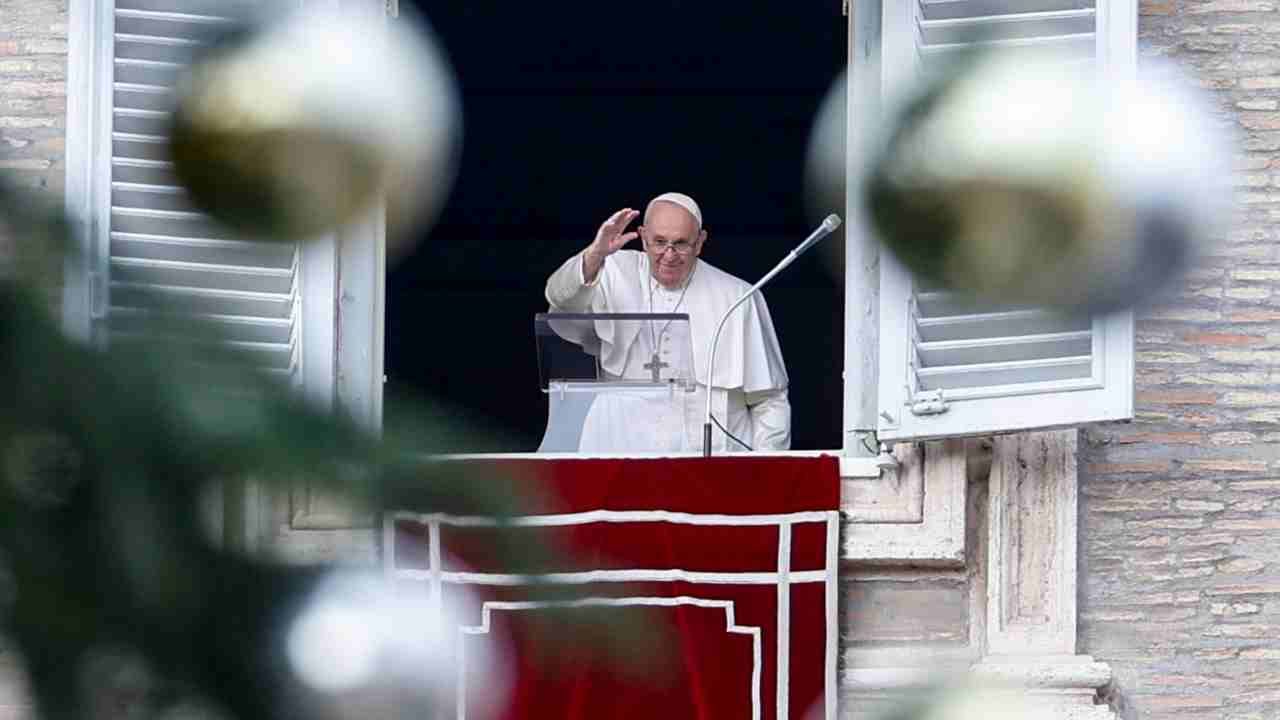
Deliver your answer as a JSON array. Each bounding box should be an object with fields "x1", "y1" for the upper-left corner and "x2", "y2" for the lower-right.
[{"x1": 644, "y1": 353, "x2": 669, "y2": 381}]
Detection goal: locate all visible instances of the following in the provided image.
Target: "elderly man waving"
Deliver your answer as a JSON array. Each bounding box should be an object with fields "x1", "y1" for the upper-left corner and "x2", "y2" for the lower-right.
[{"x1": 545, "y1": 192, "x2": 791, "y2": 452}]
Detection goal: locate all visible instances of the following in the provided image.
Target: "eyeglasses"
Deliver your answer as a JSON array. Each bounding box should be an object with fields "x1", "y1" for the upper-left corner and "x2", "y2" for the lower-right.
[{"x1": 644, "y1": 237, "x2": 696, "y2": 256}]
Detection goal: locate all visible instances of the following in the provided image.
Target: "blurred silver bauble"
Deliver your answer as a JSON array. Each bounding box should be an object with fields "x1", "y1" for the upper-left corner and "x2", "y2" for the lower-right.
[
  {"x1": 169, "y1": 5, "x2": 460, "y2": 251},
  {"x1": 862, "y1": 51, "x2": 1231, "y2": 313},
  {"x1": 286, "y1": 569, "x2": 511, "y2": 720}
]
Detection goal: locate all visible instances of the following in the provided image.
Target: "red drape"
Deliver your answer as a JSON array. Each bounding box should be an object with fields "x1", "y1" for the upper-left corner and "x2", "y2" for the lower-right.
[{"x1": 388, "y1": 456, "x2": 840, "y2": 720}]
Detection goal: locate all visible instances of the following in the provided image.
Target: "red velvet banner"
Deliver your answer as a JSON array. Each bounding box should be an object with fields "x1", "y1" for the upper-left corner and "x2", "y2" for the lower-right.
[{"x1": 386, "y1": 456, "x2": 841, "y2": 720}]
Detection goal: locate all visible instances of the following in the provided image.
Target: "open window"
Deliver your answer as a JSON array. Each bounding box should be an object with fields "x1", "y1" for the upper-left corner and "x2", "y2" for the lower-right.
[
  {"x1": 857, "y1": 0, "x2": 1136, "y2": 444},
  {"x1": 62, "y1": 0, "x2": 1134, "y2": 456}
]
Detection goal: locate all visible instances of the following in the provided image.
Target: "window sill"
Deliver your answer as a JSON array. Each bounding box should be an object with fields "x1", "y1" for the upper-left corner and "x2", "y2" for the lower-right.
[{"x1": 424, "y1": 450, "x2": 883, "y2": 479}]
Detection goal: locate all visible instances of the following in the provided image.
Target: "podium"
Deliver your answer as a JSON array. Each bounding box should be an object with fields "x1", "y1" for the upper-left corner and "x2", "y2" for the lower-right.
[{"x1": 536, "y1": 312, "x2": 698, "y2": 453}]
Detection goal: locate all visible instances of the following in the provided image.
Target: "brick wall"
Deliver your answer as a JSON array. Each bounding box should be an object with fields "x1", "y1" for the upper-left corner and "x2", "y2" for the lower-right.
[
  {"x1": 1079, "y1": 1, "x2": 1280, "y2": 718},
  {"x1": 0, "y1": 0, "x2": 67, "y2": 192},
  {"x1": 0, "y1": 0, "x2": 67, "y2": 278}
]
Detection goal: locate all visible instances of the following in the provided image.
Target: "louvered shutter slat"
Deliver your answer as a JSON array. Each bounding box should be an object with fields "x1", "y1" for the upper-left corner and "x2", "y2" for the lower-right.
[
  {"x1": 111, "y1": 258, "x2": 294, "y2": 294},
  {"x1": 122, "y1": 0, "x2": 259, "y2": 15},
  {"x1": 922, "y1": 35, "x2": 1095, "y2": 63},
  {"x1": 106, "y1": 0, "x2": 300, "y2": 385},
  {"x1": 109, "y1": 330, "x2": 296, "y2": 370},
  {"x1": 921, "y1": 0, "x2": 1093, "y2": 20},
  {"x1": 111, "y1": 183, "x2": 196, "y2": 213},
  {"x1": 920, "y1": 9, "x2": 1095, "y2": 45},
  {"x1": 114, "y1": 34, "x2": 202, "y2": 64},
  {"x1": 917, "y1": 330, "x2": 1093, "y2": 367},
  {"x1": 918, "y1": 1, "x2": 1096, "y2": 63},
  {"x1": 875, "y1": 0, "x2": 1134, "y2": 441},
  {"x1": 110, "y1": 208, "x2": 234, "y2": 238},
  {"x1": 110, "y1": 307, "x2": 293, "y2": 344},
  {"x1": 112, "y1": 132, "x2": 168, "y2": 160},
  {"x1": 916, "y1": 308, "x2": 1090, "y2": 342},
  {"x1": 113, "y1": 109, "x2": 171, "y2": 136},
  {"x1": 113, "y1": 84, "x2": 174, "y2": 113},
  {"x1": 114, "y1": 10, "x2": 238, "y2": 40},
  {"x1": 114, "y1": 58, "x2": 183, "y2": 87},
  {"x1": 111, "y1": 233, "x2": 294, "y2": 267},
  {"x1": 918, "y1": 356, "x2": 1094, "y2": 390},
  {"x1": 111, "y1": 158, "x2": 176, "y2": 185},
  {"x1": 111, "y1": 283, "x2": 294, "y2": 319}
]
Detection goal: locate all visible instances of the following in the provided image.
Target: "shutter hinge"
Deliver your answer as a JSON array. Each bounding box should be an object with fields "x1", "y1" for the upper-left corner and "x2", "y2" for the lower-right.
[
  {"x1": 842, "y1": 0, "x2": 849, "y2": 16},
  {"x1": 385, "y1": 0, "x2": 398, "y2": 18},
  {"x1": 89, "y1": 271, "x2": 107, "y2": 320},
  {"x1": 909, "y1": 389, "x2": 949, "y2": 416}
]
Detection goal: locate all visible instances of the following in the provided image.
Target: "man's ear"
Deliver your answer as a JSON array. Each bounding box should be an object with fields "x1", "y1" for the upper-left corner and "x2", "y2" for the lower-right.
[{"x1": 696, "y1": 229, "x2": 708, "y2": 253}]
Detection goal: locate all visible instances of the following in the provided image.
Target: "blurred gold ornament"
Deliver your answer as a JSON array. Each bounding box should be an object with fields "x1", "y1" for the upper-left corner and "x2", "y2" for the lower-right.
[
  {"x1": 863, "y1": 51, "x2": 1231, "y2": 313},
  {"x1": 169, "y1": 5, "x2": 460, "y2": 251}
]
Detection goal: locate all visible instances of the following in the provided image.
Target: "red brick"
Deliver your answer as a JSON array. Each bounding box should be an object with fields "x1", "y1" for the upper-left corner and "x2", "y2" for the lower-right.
[
  {"x1": 1180, "y1": 333, "x2": 1266, "y2": 346},
  {"x1": 1136, "y1": 390, "x2": 1219, "y2": 405},
  {"x1": 1206, "y1": 583, "x2": 1280, "y2": 596},
  {"x1": 1232, "y1": 479, "x2": 1280, "y2": 490},
  {"x1": 1185, "y1": 460, "x2": 1269, "y2": 473},
  {"x1": 1228, "y1": 309, "x2": 1280, "y2": 322},
  {"x1": 1243, "y1": 113, "x2": 1280, "y2": 131},
  {"x1": 1143, "y1": 696, "x2": 1224, "y2": 709},
  {"x1": 1115, "y1": 432, "x2": 1206, "y2": 444},
  {"x1": 1213, "y1": 518, "x2": 1280, "y2": 530},
  {"x1": 1088, "y1": 462, "x2": 1172, "y2": 474}
]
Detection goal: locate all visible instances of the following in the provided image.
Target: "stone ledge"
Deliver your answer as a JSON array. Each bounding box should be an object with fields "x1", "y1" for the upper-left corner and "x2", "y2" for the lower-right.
[
  {"x1": 844, "y1": 656, "x2": 1113, "y2": 693},
  {"x1": 843, "y1": 656, "x2": 1117, "y2": 720},
  {"x1": 971, "y1": 655, "x2": 1113, "y2": 690}
]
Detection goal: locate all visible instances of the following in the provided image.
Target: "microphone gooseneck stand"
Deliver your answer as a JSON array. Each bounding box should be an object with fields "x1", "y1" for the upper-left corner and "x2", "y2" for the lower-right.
[{"x1": 702, "y1": 214, "x2": 842, "y2": 457}]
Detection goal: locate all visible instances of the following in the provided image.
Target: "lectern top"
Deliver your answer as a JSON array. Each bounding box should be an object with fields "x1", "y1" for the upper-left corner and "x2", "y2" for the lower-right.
[{"x1": 535, "y1": 312, "x2": 695, "y2": 390}]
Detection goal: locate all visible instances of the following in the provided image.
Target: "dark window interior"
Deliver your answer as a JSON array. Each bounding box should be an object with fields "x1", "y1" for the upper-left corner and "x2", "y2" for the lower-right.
[{"x1": 388, "y1": 1, "x2": 847, "y2": 451}]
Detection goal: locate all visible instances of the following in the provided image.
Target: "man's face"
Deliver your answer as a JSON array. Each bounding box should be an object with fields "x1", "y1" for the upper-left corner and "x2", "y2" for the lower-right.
[{"x1": 640, "y1": 201, "x2": 706, "y2": 289}]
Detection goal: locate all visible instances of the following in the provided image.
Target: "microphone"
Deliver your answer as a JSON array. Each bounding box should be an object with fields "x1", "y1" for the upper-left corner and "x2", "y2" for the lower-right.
[
  {"x1": 795, "y1": 213, "x2": 842, "y2": 256},
  {"x1": 702, "y1": 214, "x2": 842, "y2": 457}
]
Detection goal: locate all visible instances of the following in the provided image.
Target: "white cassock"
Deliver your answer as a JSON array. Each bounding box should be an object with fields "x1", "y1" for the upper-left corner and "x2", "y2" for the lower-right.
[{"x1": 545, "y1": 249, "x2": 791, "y2": 452}]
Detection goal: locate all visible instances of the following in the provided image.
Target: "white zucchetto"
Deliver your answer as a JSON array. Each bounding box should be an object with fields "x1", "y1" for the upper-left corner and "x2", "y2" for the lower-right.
[{"x1": 646, "y1": 192, "x2": 703, "y2": 231}]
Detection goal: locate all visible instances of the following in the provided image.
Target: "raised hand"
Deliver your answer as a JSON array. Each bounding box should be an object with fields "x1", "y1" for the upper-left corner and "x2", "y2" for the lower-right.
[
  {"x1": 592, "y1": 208, "x2": 640, "y2": 255},
  {"x1": 582, "y1": 207, "x2": 640, "y2": 282}
]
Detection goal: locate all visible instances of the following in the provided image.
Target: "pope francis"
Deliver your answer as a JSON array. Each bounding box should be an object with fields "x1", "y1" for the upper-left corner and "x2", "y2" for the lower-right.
[{"x1": 544, "y1": 192, "x2": 791, "y2": 452}]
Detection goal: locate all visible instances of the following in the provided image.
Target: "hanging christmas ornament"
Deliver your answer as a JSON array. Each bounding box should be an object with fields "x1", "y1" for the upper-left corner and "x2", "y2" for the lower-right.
[
  {"x1": 169, "y1": 5, "x2": 460, "y2": 252},
  {"x1": 863, "y1": 51, "x2": 1231, "y2": 313}
]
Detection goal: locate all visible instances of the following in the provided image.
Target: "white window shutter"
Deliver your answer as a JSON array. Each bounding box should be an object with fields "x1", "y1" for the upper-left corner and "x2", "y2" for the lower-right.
[
  {"x1": 874, "y1": 0, "x2": 1136, "y2": 443},
  {"x1": 94, "y1": 0, "x2": 326, "y2": 397},
  {"x1": 65, "y1": 0, "x2": 386, "y2": 427}
]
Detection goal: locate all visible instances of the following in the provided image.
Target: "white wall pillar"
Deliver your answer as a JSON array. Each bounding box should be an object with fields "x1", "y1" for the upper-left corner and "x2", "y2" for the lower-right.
[{"x1": 975, "y1": 430, "x2": 1116, "y2": 719}]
